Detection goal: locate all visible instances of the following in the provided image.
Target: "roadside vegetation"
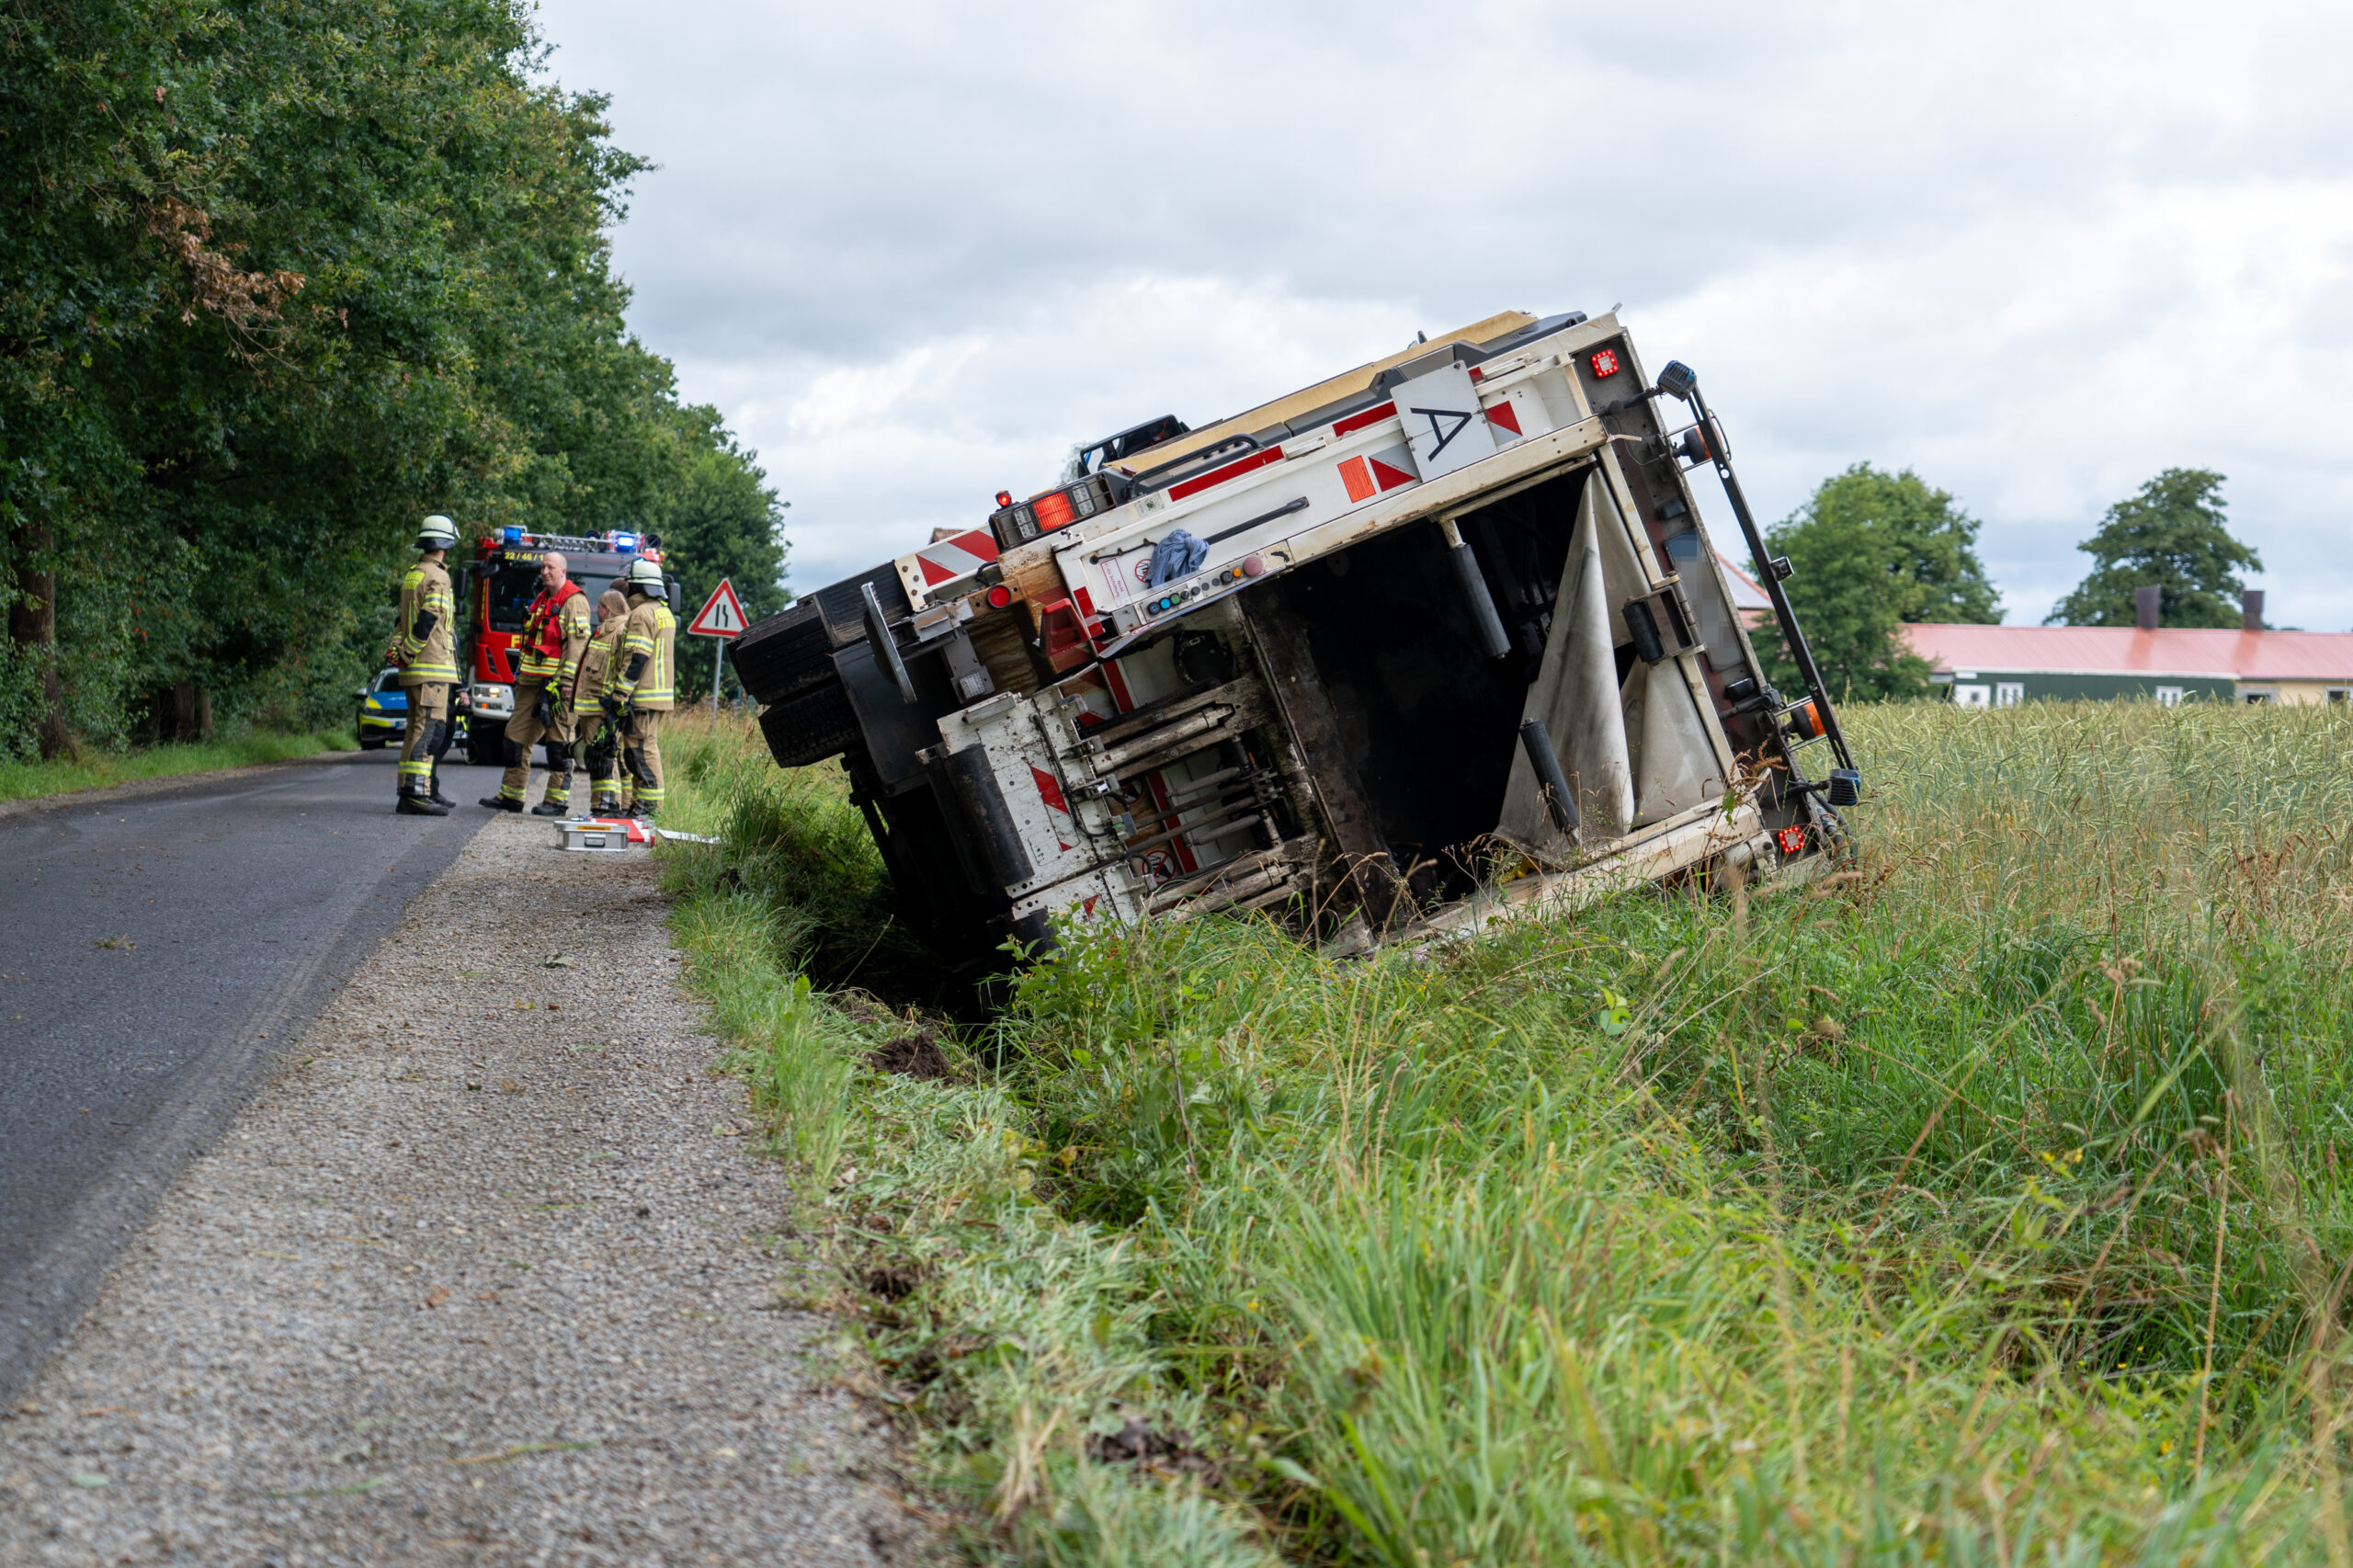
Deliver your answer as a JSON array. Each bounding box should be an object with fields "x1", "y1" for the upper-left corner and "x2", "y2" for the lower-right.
[
  {"x1": 658, "y1": 700, "x2": 2353, "y2": 1564},
  {"x1": 0, "y1": 727, "x2": 354, "y2": 804}
]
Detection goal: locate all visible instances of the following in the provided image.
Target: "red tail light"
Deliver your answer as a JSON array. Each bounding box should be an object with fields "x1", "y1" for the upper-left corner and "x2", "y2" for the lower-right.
[
  {"x1": 1590, "y1": 349, "x2": 1620, "y2": 378},
  {"x1": 984, "y1": 584, "x2": 1013, "y2": 609}
]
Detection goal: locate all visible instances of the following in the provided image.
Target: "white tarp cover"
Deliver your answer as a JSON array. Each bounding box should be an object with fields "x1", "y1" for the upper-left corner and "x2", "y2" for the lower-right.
[{"x1": 1497, "y1": 476, "x2": 1722, "y2": 860}]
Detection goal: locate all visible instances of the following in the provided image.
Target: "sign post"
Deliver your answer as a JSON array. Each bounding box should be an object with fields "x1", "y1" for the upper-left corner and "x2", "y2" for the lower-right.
[{"x1": 686, "y1": 578, "x2": 750, "y2": 711}]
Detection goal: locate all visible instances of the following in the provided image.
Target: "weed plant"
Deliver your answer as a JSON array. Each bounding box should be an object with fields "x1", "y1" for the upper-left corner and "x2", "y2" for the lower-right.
[{"x1": 659, "y1": 700, "x2": 2353, "y2": 1564}]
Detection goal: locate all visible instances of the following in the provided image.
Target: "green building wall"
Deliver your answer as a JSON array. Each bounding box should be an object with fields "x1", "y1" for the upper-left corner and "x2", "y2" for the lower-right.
[{"x1": 1931, "y1": 672, "x2": 2237, "y2": 703}]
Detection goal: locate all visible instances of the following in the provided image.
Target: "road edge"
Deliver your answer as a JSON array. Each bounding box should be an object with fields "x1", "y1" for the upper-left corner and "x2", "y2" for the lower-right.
[{"x1": 0, "y1": 771, "x2": 495, "y2": 1402}]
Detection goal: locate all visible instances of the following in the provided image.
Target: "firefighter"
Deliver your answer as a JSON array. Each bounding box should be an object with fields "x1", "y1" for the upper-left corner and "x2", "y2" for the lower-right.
[
  {"x1": 482, "y1": 551, "x2": 591, "y2": 815},
  {"x1": 604, "y1": 556, "x2": 676, "y2": 818},
  {"x1": 387, "y1": 515, "x2": 460, "y2": 815},
  {"x1": 565, "y1": 588, "x2": 631, "y2": 815}
]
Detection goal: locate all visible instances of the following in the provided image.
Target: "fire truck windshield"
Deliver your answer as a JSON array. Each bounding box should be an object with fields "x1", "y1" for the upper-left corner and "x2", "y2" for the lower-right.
[{"x1": 483, "y1": 562, "x2": 620, "y2": 632}]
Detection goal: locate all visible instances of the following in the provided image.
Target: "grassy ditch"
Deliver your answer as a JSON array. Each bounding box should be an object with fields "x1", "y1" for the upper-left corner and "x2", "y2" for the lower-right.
[
  {"x1": 0, "y1": 727, "x2": 358, "y2": 803},
  {"x1": 658, "y1": 700, "x2": 2353, "y2": 1564}
]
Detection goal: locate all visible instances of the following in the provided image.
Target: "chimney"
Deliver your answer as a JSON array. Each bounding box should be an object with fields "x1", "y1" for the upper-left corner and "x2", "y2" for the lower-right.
[
  {"x1": 2134, "y1": 585, "x2": 2161, "y2": 631},
  {"x1": 2242, "y1": 589, "x2": 2265, "y2": 632}
]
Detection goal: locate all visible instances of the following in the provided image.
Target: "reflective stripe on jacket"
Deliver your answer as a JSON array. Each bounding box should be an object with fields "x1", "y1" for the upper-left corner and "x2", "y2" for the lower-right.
[
  {"x1": 567, "y1": 614, "x2": 629, "y2": 717},
  {"x1": 607, "y1": 595, "x2": 676, "y2": 710},
  {"x1": 394, "y1": 558, "x2": 459, "y2": 685}
]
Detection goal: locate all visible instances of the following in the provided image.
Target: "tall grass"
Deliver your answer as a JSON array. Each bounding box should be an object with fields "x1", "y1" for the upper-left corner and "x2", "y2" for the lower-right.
[{"x1": 663, "y1": 700, "x2": 2353, "y2": 1564}]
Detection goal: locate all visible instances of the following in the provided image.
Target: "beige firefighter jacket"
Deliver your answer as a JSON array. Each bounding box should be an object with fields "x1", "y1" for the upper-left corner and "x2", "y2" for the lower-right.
[
  {"x1": 389, "y1": 555, "x2": 458, "y2": 687},
  {"x1": 607, "y1": 593, "x2": 677, "y2": 711},
  {"x1": 566, "y1": 608, "x2": 631, "y2": 720}
]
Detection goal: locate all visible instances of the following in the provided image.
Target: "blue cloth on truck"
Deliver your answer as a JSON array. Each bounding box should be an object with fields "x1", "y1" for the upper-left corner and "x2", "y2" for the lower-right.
[{"x1": 1147, "y1": 528, "x2": 1208, "y2": 587}]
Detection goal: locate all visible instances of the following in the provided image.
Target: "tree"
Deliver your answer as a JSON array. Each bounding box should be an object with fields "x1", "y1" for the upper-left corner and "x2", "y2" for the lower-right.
[
  {"x1": 646, "y1": 403, "x2": 790, "y2": 700},
  {"x1": 2045, "y1": 470, "x2": 2260, "y2": 628},
  {"x1": 0, "y1": 0, "x2": 787, "y2": 756},
  {"x1": 1748, "y1": 464, "x2": 1999, "y2": 702}
]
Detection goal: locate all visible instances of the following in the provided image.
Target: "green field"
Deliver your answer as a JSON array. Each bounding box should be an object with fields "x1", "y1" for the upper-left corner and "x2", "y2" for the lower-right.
[{"x1": 658, "y1": 701, "x2": 2353, "y2": 1565}]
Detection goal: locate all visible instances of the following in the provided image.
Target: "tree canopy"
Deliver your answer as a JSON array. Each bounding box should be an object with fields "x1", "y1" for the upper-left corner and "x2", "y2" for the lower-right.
[
  {"x1": 1749, "y1": 464, "x2": 1999, "y2": 702},
  {"x1": 2044, "y1": 469, "x2": 2260, "y2": 629},
  {"x1": 0, "y1": 0, "x2": 788, "y2": 756}
]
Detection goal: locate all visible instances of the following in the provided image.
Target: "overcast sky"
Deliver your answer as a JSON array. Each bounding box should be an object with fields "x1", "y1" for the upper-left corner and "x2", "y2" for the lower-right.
[{"x1": 533, "y1": 0, "x2": 2353, "y2": 628}]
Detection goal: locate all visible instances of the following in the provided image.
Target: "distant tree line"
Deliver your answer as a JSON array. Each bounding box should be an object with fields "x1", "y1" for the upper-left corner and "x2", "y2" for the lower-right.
[
  {"x1": 1, "y1": 0, "x2": 787, "y2": 759},
  {"x1": 1749, "y1": 465, "x2": 2261, "y2": 700}
]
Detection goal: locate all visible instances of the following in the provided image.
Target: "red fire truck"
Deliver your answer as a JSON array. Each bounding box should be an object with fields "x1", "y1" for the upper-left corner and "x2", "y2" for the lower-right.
[{"x1": 457, "y1": 527, "x2": 676, "y2": 766}]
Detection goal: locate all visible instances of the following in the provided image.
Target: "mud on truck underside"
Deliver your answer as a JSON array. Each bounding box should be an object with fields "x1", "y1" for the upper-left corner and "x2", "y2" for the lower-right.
[{"x1": 730, "y1": 310, "x2": 1861, "y2": 971}]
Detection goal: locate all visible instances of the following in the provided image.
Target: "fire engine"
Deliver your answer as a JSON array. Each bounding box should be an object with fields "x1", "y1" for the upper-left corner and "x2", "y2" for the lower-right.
[
  {"x1": 730, "y1": 310, "x2": 1862, "y2": 968},
  {"x1": 457, "y1": 527, "x2": 679, "y2": 767}
]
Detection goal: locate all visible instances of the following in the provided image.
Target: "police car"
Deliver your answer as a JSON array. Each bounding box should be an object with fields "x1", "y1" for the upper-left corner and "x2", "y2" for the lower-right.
[
  {"x1": 356, "y1": 667, "x2": 472, "y2": 752},
  {"x1": 355, "y1": 667, "x2": 404, "y2": 748}
]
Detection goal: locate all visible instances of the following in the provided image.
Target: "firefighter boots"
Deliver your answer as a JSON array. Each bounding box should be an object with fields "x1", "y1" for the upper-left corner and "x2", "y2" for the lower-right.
[
  {"x1": 478, "y1": 793, "x2": 524, "y2": 812},
  {"x1": 532, "y1": 759, "x2": 575, "y2": 816}
]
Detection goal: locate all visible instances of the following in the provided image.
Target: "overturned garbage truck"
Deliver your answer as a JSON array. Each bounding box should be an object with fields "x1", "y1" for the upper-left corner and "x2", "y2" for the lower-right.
[{"x1": 731, "y1": 310, "x2": 1860, "y2": 968}]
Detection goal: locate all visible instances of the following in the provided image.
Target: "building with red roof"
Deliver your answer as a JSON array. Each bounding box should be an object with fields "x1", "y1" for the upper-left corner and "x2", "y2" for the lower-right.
[{"x1": 1900, "y1": 618, "x2": 2353, "y2": 707}]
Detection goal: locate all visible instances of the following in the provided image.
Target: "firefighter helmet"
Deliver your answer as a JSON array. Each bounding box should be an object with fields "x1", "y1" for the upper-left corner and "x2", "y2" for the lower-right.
[
  {"x1": 415, "y1": 515, "x2": 458, "y2": 551},
  {"x1": 624, "y1": 556, "x2": 664, "y2": 593}
]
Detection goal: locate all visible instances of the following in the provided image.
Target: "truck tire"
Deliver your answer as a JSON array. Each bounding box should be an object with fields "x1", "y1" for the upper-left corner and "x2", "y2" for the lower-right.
[
  {"x1": 730, "y1": 602, "x2": 835, "y2": 707},
  {"x1": 731, "y1": 562, "x2": 910, "y2": 707},
  {"x1": 757, "y1": 681, "x2": 861, "y2": 769}
]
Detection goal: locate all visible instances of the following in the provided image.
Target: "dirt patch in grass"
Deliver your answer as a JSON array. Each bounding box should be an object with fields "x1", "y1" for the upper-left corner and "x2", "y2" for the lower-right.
[{"x1": 868, "y1": 1028, "x2": 954, "y2": 1081}]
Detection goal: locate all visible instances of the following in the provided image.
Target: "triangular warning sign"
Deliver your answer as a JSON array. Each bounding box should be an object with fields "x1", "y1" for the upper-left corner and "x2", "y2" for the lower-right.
[{"x1": 687, "y1": 577, "x2": 750, "y2": 638}]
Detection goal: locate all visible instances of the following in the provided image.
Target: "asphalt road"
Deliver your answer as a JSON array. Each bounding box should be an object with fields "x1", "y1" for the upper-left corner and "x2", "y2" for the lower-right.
[{"x1": 0, "y1": 747, "x2": 494, "y2": 1399}]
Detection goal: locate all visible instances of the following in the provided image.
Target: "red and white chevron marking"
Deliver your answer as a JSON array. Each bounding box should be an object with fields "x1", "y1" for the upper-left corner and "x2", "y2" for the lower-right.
[{"x1": 909, "y1": 528, "x2": 1000, "y2": 588}]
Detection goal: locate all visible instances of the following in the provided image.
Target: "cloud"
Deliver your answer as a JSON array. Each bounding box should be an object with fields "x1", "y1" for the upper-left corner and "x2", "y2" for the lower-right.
[{"x1": 539, "y1": 0, "x2": 2353, "y2": 626}]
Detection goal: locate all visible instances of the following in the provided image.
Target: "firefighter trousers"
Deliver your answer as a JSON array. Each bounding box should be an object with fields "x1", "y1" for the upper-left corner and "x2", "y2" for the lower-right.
[
  {"x1": 622, "y1": 708, "x2": 665, "y2": 816},
  {"x1": 574, "y1": 711, "x2": 624, "y2": 812},
  {"x1": 500, "y1": 683, "x2": 575, "y2": 806},
  {"x1": 397, "y1": 683, "x2": 451, "y2": 799}
]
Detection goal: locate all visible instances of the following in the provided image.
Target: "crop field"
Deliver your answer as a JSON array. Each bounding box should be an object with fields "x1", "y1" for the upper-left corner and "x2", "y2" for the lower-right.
[{"x1": 657, "y1": 699, "x2": 2353, "y2": 1565}]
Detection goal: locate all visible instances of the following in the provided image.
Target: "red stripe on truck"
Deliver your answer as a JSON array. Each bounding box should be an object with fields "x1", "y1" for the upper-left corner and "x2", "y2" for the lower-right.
[
  {"x1": 1167, "y1": 446, "x2": 1283, "y2": 502},
  {"x1": 1332, "y1": 401, "x2": 1396, "y2": 437}
]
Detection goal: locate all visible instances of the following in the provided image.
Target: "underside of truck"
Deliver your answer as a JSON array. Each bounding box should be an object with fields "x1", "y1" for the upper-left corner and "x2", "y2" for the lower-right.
[{"x1": 732, "y1": 311, "x2": 1859, "y2": 975}]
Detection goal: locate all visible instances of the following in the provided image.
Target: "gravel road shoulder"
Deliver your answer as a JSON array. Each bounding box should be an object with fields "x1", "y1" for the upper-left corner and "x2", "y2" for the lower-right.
[{"x1": 0, "y1": 810, "x2": 937, "y2": 1565}]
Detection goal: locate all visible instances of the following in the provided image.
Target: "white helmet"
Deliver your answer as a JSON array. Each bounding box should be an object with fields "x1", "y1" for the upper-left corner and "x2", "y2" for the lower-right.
[
  {"x1": 624, "y1": 556, "x2": 664, "y2": 592},
  {"x1": 416, "y1": 514, "x2": 458, "y2": 551}
]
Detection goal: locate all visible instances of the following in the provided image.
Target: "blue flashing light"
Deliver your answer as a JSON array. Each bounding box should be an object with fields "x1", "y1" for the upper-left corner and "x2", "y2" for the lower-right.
[
  {"x1": 503, "y1": 526, "x2": 523, "y2": 543},
  {"x1": 611, "y1": 531, "x2": 639, "y2": 553}
]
